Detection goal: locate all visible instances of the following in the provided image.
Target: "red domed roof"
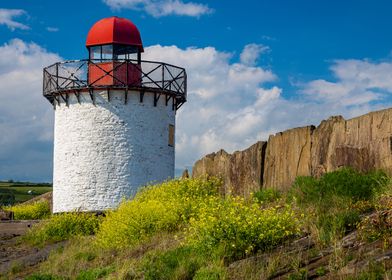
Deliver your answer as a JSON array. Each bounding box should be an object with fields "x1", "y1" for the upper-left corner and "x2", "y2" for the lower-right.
[{"x1": 86, "y1": 17, "x2": 143, "y2": 51}]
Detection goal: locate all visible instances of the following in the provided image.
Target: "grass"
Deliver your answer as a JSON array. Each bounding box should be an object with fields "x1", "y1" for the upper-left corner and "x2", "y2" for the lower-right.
[
  {"x1": 23, "y1": 213, "x2": 102, "y2": 246},
  {"x1": 7, "y1": 169, "x2": 392, "y2": 279},
  {"x1": 289, "y1": 168, "x2": 389, "y2": 244},
  {"x1": 253, "y1": 188, "x2": 281, "y2": 203}
]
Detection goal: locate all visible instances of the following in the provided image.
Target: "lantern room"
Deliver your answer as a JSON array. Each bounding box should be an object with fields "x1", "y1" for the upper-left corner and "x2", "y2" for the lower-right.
[{"x1": 86, "y1": 17, "x2": 143, "y2": 86}]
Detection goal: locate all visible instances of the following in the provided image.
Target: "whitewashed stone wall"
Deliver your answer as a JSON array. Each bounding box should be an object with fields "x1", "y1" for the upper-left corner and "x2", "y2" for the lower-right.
[{"x1": 53, "y1": 90, "x2": 175, "y2": 213}]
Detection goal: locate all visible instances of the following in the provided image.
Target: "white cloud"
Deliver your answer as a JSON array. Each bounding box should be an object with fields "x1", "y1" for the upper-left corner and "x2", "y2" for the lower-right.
[
  {"x1": 103, "y1": 0, "x2": 213, "y2": 17},
  {"x1": 0, "y1": 39, "x2": 60, "y2": 181},
  {"x1": 143, "y1": 45, "x2": 283, "y2": 167},
  {"x1": 0, "y1": 9, "x2": 29, "y2": 31},
  {"x1": 240, "y1": 43, "x2": 269, "y2": 66},
  {"x1": 301, "y1": 59, "x2": 392, "y2": 107},
  {"x1": 144, "y1": 46, "x2": 392, "y2": 169},
  {"x1": 2, "y1": 38, "x2": 392, "y2": 180}
]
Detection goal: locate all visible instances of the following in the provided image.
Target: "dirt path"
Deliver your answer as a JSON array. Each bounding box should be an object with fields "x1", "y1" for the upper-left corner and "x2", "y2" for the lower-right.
[{"x1": 0, "y1": 224, "x2": 65, "y2": 279}]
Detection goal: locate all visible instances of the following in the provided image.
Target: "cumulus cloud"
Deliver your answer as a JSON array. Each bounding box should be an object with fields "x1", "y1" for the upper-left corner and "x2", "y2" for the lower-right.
[
  {"x1": 240, "y1": 43, "x2": 269, "y2": 66},
  {"x1": 144, "y1": 46, "x2": 392, "y2": 169},
  {"x1": 2, "y1": 38, "x2": 392, "y2": 180},
  {"x1": 0, "y1": 9, "x2": 29, "y2": 31},
  {"x1": 301, "y1": 59, "x2": 392, "y2": 107},
  {"x1": 103, "y1": 0, "x2": 213, "y2": 17},
  {"x1": 144, "y1": 45, "x2": 281, "y2": 167},
  {"x1": 0, "y1": 39, "x2": 60, "y2": 181}
]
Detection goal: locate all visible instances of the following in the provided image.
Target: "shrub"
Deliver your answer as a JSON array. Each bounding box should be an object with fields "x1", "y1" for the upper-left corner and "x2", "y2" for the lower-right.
[
  {"x1": 290, "y1": 168, "x2": 389, "y2": 204},
  {"x1": 253, "y1": 188, "x2": 281, "y2": 203},
  {"x1": 6, "y1": 200, "x2": 50, "y2": 220},
  {"x1": 24, "y1": 213, "x2": 101, "y2": 246},
  {"x1": 289, "y1": 168, "x2": 390, "y2": 244},
  {"x1": 185, "y1": 196, "x2": 301, "y2": 259},
  {"x1": 96, "y1": 178, "x2": 301, "y2": 258},
  {"x1": 95, "y1": 178, "x2": 221, "y2": 248}
]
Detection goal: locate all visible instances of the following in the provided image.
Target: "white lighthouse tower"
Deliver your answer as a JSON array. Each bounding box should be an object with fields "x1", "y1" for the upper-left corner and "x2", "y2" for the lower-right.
[{"x1": 43, "y1": 17, "x2": 187, "y2": 213}]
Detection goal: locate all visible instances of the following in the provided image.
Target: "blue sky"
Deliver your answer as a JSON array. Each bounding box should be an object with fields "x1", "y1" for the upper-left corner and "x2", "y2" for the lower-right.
[{"x1": 1, "y1": 0, "x2": 392, "y2": 182}]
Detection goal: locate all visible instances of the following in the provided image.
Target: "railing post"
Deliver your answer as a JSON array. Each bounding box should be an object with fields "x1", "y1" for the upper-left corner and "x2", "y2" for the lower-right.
[
  {"x1": 184, "y1": 71, "x2": 187, "y2": 96},
  {"x1": 56, "y1": 63, "x2": 59, "y2": 90},
  {"x1": 162, "y1": 63, "x2": 164, "y2": 90},
  {"x1": 126, "y1": 60, "x2": 128, "y2": 86}
]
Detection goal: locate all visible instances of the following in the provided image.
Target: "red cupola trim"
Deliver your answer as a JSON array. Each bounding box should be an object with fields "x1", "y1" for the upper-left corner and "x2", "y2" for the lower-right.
[{"x1": 86, "y1": 16, "x2": 143, "y2": 51}]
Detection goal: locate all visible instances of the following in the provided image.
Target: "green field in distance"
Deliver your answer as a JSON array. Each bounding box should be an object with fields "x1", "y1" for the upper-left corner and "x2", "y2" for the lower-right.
[{"x1": 0, "y1": 181, "x2": 52, "y2": 206}]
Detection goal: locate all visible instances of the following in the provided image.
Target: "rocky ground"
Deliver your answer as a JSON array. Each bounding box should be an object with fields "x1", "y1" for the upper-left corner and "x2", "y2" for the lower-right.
[
  {"x1": 0, "y1": 226, "x2": 65, "y2": 279},
  {"x1": 228, "y1": 231, "x2": 392, "y2": 279}
]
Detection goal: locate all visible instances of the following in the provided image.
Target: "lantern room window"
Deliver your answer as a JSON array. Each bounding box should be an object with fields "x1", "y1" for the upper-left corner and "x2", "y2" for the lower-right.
[
  {"x1": 90, "y1": 46, "x2": 101, "y2": 60},
  {"x1": 114, "y1": 45, "x2": 139, "y2": 60},
  {"x1": 102, "y1": 45, "x2": 113, "y2": 59},
  {"x1": 88, "y1": 44, "x2": 140, "y2": 62}
]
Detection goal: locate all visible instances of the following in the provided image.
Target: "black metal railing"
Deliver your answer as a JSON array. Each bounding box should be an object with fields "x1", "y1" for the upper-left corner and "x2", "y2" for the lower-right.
[{"x1": 43, "y1": 59, "x2": 187, "y2": 109}]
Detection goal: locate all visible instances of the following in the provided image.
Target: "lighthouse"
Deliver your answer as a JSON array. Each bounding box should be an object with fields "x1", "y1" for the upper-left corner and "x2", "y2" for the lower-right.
[{"x1": 43, "y1": 17, "x2": 187, "y2": 213}]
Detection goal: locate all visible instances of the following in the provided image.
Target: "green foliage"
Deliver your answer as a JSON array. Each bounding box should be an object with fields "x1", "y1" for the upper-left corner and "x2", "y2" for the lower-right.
[
  {"x1": 315, "y1": 203, "x2": 361, "y2": 242},
  {"x1": 290, "y1": 168, "x2": 389, "y2": 204},
  {"x1": 0, "y1": 182, "x2": 52, "y2": 205},
  {"x1": 185, "y1": 196, "x2": 301, "y2": 259},
  {"x1": 315, "y1": 266, "x2": 327, "y2": 276},
  {"x1": 141, "y1": 246, "x2": 223, "y2": 280},
  {"x1": 0, "y1": 188, "x2": 15, "y2": 205},
  {"x1": 193, "y1": 265, "x2": 226, "y2": 280},
  {"x1": 74, "y1": 251, "x2": 96, "y2": 262},
  {"x1": 5, "y1": 200, "x2": 51, "y2": 220},
  {"x1": 95, "y1": 178, "x2": 221, "y2": 248},
  {"x1": 75, "y1": 267, "x2": 113, "y2": 280},
  {"x1": 289, "y1": 168, "x2": 390, "y2": 244},
  {"x1": 253, "y1": 188, "x2": 281, "y2": 203},
  {"x1": 96, "y1": 177, "x2": 300, "y2": 258},
  {"x1": 24, "y1": 213, "x2": 101, "y2": 246}
]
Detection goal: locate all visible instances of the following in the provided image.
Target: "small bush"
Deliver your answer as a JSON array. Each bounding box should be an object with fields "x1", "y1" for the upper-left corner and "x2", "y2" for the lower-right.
[
  {"x1": 6, "y1": 200, "x2": 50, "y2": 220},
  {"x1": 290, "y1": 168, "x2": 389, "y2": 204},
  {"x1": 95, "y1": 178, "x2": 221, "y2": 248},
  {"x1": 24, "y1": 212, "x2": 101, "y2": 246},
  {"x1": 289, "y1": 168, "x2": 390, "y2": 244},
  {"x1": 185, "y1": 196, "x2": 301, "y2": 259}
]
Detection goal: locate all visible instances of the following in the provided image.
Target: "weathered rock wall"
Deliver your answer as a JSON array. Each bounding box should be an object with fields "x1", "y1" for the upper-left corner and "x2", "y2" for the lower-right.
[
  {"x1": 192, "y1": 108, "x2": 392, "y2": 193},
  {"x1": 312, "y1": 109, "x2": 392, "y2": 177},
  {"x1": 263, "y1": 126, "x2": 314, "y2": 191},
  {"x1": 192, "y1": 141, "x2": 266, "y2": 196}
]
